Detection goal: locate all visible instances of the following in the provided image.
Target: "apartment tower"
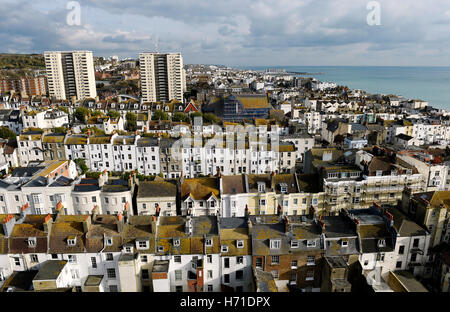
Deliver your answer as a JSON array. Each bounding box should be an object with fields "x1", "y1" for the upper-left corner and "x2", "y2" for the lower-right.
[
  {"x1": 139, "y1": 52, "x2": 186, "y2": 103},
  {"x1": 44, "y1": 51, "x2": 97, "y2": 101}
]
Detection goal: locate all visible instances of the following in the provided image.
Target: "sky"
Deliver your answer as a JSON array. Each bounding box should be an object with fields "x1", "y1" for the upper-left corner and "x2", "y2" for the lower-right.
[{"x1": 1, "y1": 0, "x2": 450, "y2": 66}]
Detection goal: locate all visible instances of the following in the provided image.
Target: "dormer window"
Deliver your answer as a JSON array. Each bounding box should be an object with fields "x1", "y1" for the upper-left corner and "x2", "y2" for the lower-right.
[
  {"x1": 137, "y1": 240, "x2": 149, "y2": 250},
  {"x1": 376, "y1": 171, "x2": 383, "y2": 176},
  {"x1": 221, "y1": 245, "x2": 229, "y2": 253},
  {"x1": 173, "y1": 238, "x2": 180, "y2": 247},
  {"x1": 257, "y1": 182, "x2": 266, "y2": 193},
  {"x1": 236, "y1": 240, "x2": 244, "y2": 248},
  {"x1": 341, "y1": 240, "x2": 348, "y2": 247},
  {"x1": 165, "y1": 106, "x2": 169, "y2": 111},
  {"x1": 157, "y1": 246, "x2": 164, "y2": 253},
  {"x1": 143, "y1": 105, "x2": 147, "y2": 110},
  {"x1": 28, "y1": 237, "x2": 36, "y2": 247},
  {"x1": 378, "y1": 239, "x2": 386, "y2": 247},
  {"x1": 291, "y1": 240, "x2": 299, "y2": 248},
  {"x1": 406, "y1": 169, "x2": 413, "y2": 175},
  {"x1": 105, "y1": 237, "x2": 113, "y2": 246},
  {"x1": 280, "y1": 183, "x2": 288, "y2": 194},
  {"x1": 67, "y1": 236, "x2": 77, "y2": 246},
  {"x1": 156, "y1": 105, "x2": 160, "y2": 110},
  {"x1": 270, "y1": 239, "x2": 281, "y2": 249},
  {"x1": 123, "y1": 245, "x2": 133, "y2": 254},
  {"x1": 179, "y1": 106, "x2": 183, "y2": 111},
  {"x1": 307, "y1": 240, "x2": 316, "y2": 248},
  {"x1": 391, "y1": 170, "x2": 397, "y2": 176},
  {"x1": 205, "y1": 238, "x2": 213, "y2": 247}
]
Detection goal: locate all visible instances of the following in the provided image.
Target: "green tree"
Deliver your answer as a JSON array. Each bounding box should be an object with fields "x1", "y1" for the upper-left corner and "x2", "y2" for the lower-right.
[
  {"x1": 91, "y1": 110, "x2": 103, "y2": 117},
  {"x1": 74, "y1": 107, "x2": 90, "y2": 123},
  {"x1": 152, "y1": 110, "x2": 169, "y2": 121},
  {"x1": 57, "y1": 106, "x2": 69, "y2": 114},
  {"x1": 74, "y1": 159, "x2": 88, "y2": 174},
  {"x1": 51, "y1": 127, "x2": 67, "y2": 134},
  {"x1": 107, "y1": 110, "x2": 121, "y2": 118},
  {"x1": 0, "y1": 127, "x2": 16, "y2": 140},
  {"x1": 126, "y1": 112, "x2": 137, "y2": 131},
  {"x1": 203, "y1": 113, "x2": 219, "y2": 124},
  {"x1": 173, "y1": 112, "x2": 189, "y2": 123}
]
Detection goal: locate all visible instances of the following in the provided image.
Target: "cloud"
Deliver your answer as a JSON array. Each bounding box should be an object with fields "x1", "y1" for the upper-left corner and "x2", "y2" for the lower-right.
[{"x1": 0, "y1": 0, "x2": 450, "y2": 65}]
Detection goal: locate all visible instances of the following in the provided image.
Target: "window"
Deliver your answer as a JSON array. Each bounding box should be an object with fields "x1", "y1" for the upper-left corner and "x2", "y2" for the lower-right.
[
  {"x1": 257, "y1": 182, "x2": 266, "y2": 193},
  {"x1": 307, "y1": 256, "x2": 315, "y2": 266},
  {"x1": 364, "y1": 260, "x2": 369, "y2": 266},
  {"x1": 205, "y1": 239, "x2": 213, "y2": 247},
  {"x1": 174, "y1": 256, "x2": 181, "y2": 263},
  {"x1": 235, "y1": 270, "x2": 244, "y2": 280},
  {"x1": 14, "y1": 257, "x2": 20, "y2": 266},
  {"x1": 106, "y1": 237, "x2": 113, "y2": 246},
  {"x1": 291, "y1": 260, "x2": 298, "y2": 268},
  {"x1": 236, "y1": 240, "x2": 244, "y2": 248},
  {"x1": 175, "y1": 270, "x2": 182, "y2": 281},
  {"x1": 207, "y1": 255, "x2": 212, "y2": 263},
  {"x1": 224, "y1": 274, "x2": 230, "y2": 284},
  {"x1": 71, "y1": 269, "x2": 79, "y2": 279},
  {"x1": 307, "y1": 240, "x2": 316, "y2": 248},
  {"x1": 30, "y1": 254, "x2": 38, "y2": 263},
  {"x1": 92, "y1": 196, "x2": 96, "y2": 203},
  {"x1": 138, "y1": 241, "x2": 148, "y2": 249},
  {"x1": 291, "y1": 240, "x2": 299, "y2": 248},
  {"x1": 157, "y1": 246, "x2": 164, "y2": 253},
  {"x1": 207, "y1": 270, "x2": 213, "y2": 278},
  {"x1": 51, "y1": 254, "x2": 58, "y2": 259},
  {"x1": 341, "y1": 241, "x2": 348, "y2": 247},
  {"x1": 176, "y1": 286, "x2": 183, "y2": 292},
  {"x1": 109, "y1": 285, "x2": 118, "y2": 292},
  {"x1": 271, "y1": 256, "x2": 280, "y2": 265},
  {"x1": 221, "y1": 245, "x2": 228, "y2": 253},
  {"x1": 207, "y1": 285, "x2": 213, "y2": 292},
  {"x1": 396, "y1": 261, "x2": 402, "y2": 269},
  {"x1": 399, "y1": 245, "x2": 405, "y2": 255},
  {"x1": 28, "y1": 237, "x2": 36, "y2": 247},
  {"x1": 413, "y1": 238, "x2": 420, "y2": 248},
  {"x1": 106, "y1": 253, "x2": 114, "y2": 261},
  {"x1": 259, "y1": 199, "x2": 266, "y2": 206},
  {"x1": 68, "y1": 255, "x2": 77, "y2": 263},
  {"x1": 306, "y1": 270, "x2": 314, "y2": 281},
  {"x1": 411, "y1": 253, "x2": 418, "y2": 263},
  {"x1": 142, "y1": 269, "x2": 149, "y2": 280},
  {"x1": 378, "y1": 239, "x2": 386, "y2": 247},
  {"x1": 67, "y1": 237, "x2": 76, "y2": 246},
  {"x1": 107, "y1": 268, "x2": 116, "y2": 279},
  {"x1": 270, "y1": 239, "x2": 281, "y2": 249},
  {"x1": 224, "y1": 257, "x2": 230, "y2": 268},
  {"x1": 255, "y1": 258, "x2": 263, "y2": 269},
  {"x1": 91, "y1": 257, "x2": 97, "y2": 268}
]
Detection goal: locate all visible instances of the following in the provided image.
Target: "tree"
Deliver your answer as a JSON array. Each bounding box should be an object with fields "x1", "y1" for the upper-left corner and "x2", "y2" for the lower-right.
[
  {"x1": 152, "y1": 110, "x2": 169, "y2": 121},
  {"x1": 74, "y1": 159, "x2": 88, "y2": 174},
  {"x1": 126, "y1": 112, "x2": 137, "y2": 131},
  {"x1": 51, "y1": 127, "x2": 67, "y2": 134},
  {"x1": 91, "y1": 110, "x2": 103, "y2": 117},
  {"x1": 74, "y1": 107, "x2": 90, "y2": 123},
  {"x1": 203, "y1": 113, "x2": 219, "y2": 124},
  {"x1": 107, "y1": 110, "x2": 121, "y2": 118},
  {"x1": 57, "y1": 106, "x2": 69, "y2": 114},
  {"x1": 0, "y1": 127, "x2": 16, "y2": 140},
  {"x1": 173, "y1": 112, "x2": 189, "y2": 123}
]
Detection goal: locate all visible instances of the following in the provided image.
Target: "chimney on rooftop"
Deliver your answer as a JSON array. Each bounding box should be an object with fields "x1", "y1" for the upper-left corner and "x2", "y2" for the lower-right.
[
  {"x1": 19, "y1": 203, "x2": 31, "y2": 221},
  {"x1": 56, "y1": 201, "x2": 65, "y2": 216},
  {"x1": 2, "y1": 215, "x2": 16, "y2": 237},
  {"x1": 82, "y1": 215, "x2": 92, "y2": 233},
  {"x1": 43, "y1": 214, "x2": 53, "y2": 233},
  {"x1": 92, "y1": 205, "x2": 99, "y2": 221},
  {"x1": 117, "y1": 212, "x2": 124, "y2": 233}
]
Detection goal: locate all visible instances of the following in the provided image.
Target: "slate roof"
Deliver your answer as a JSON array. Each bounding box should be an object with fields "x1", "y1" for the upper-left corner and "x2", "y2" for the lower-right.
[
  {"x1": 138, "y1": 181, "x2": 176, "y2": 198},
  {"x1": 34, "y1": 260, "x2": 67, "y2": 281}
]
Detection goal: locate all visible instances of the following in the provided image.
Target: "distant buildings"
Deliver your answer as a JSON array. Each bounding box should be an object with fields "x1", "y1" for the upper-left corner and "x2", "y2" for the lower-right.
[
  {"x1": 139, "y1": 52, "x2": 186, "y2": 103},
  {"x1": 44, "y1": 51, "x2": 97, "y2": 101},
  {"x1": 0, "y1": 77, "x2": 48, "y2": 97}
]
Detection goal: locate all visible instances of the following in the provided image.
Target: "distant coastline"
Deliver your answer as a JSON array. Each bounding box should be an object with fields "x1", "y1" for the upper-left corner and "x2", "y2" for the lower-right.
[{"x1": 235, "y1": 65, "x2": 450, "y2": 111}]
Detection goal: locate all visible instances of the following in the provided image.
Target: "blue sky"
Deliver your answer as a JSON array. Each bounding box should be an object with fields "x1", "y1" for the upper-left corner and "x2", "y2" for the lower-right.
[{"x1": 2, "y1": 0, "x2": 450, "y2": 66}]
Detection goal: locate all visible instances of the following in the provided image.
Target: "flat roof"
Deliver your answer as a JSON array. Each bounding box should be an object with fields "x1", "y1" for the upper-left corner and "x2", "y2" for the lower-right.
[{"x1": 33, "y1": 260, "x2": 67, "y2": 281}]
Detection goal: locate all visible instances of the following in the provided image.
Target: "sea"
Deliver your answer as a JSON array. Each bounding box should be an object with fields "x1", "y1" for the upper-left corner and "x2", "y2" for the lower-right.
[{"x1": 237, "y1": 66, "x2": 450, "y2": 111}]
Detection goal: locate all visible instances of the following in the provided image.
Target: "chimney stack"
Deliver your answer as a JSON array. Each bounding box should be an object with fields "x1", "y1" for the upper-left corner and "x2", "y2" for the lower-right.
[
  {"x1": 2, "y1": 215, "x2": 16, "y2": 237},
  {"x1": 82, "y1": 215, "x2": 92, "y2": 233},
  {"x1": 20, "y1": 203, "x2": 31, "y2": 220},
  {"x1": 56, "y1": 201, "x2": 65, "y2": 216},
  {"x1": 117, "y1": 212, "x2": 124, "y2": 233},
  {"x1": 43, "y1": 214, "x2": 53, "y2": 233},
  {"x1": 92, "y1": 205, "x2": 99, "y2": 221}
]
